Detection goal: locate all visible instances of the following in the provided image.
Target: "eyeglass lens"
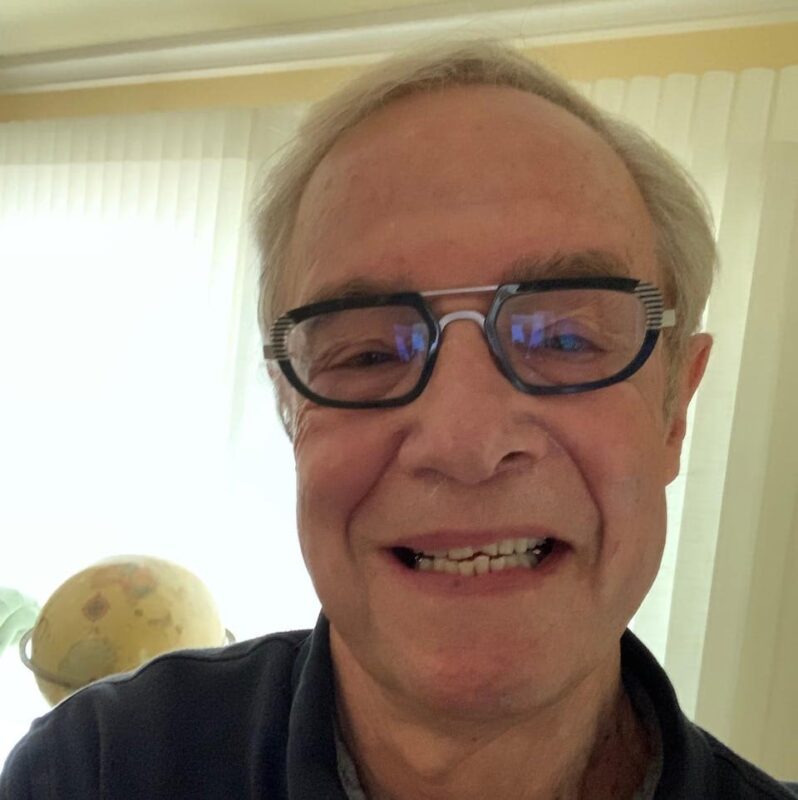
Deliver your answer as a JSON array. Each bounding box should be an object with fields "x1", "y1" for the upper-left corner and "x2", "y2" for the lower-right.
[{"x1": 285, "y1": 289, "x2": 647, "y2": 403}]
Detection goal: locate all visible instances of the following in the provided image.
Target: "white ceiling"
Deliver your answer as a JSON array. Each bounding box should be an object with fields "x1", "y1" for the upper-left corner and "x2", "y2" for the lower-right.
[
  {"x1": 1, "y1": 0, "x2": 796, "y2": 93},
  {"x1": 0, "y1": 0, "x2": 581, "y2": 57},
  {"x1": 4, "y1": 0, "x2": 798, "y2": 59}
]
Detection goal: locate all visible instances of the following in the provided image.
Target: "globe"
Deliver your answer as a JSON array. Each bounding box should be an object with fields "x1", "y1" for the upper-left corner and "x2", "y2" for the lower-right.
[{"x1": 21, "y1": 555, "x2": 228, "y2": 706}]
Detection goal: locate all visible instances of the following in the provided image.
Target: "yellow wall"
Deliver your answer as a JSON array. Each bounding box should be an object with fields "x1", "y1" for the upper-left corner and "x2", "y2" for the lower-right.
[{"x1": 1, "y1": 21, "x2": 797, "y2": 122}]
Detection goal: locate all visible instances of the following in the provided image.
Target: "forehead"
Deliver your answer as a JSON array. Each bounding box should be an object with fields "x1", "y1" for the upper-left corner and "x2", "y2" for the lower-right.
[{"x1": 286, "y1": 85, "x2": 658, "y2": 309}]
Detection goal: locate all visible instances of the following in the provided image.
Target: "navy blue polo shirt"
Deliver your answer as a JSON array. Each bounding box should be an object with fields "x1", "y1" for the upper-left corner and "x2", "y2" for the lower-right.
[{"x1": 1, "y1": 614, "x2": 796, "y2": 799}]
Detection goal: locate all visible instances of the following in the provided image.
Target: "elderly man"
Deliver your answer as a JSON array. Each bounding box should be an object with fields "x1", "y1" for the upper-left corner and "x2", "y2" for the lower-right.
[{"x1": 2, "y1": 42, "x2": 796, "y2": 800}]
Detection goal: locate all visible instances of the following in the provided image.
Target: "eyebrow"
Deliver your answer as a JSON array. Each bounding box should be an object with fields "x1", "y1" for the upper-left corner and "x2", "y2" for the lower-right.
[
  {"x1": 504, "y1": 251, "x2": 631, "y2": 282},
  {"x1": 303, "y1": 250, "x2": 631, "y2": 305}
]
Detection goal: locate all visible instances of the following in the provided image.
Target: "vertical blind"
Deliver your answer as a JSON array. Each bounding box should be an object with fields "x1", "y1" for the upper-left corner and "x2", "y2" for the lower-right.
[
  {"x1": 1, "y1": 64, "x2": 796, "y2": 775},
  {"x1": 577, "y1": 65, "x2": 798, "y2": 777}
]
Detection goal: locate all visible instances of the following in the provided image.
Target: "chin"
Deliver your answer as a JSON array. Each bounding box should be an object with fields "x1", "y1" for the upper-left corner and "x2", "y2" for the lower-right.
[
  {"x1": 386, "y1": 641, "x2": 553, "y2": 720},
  {"x1": 415, "y1": 671, "x2": 544, "y2": 722}
]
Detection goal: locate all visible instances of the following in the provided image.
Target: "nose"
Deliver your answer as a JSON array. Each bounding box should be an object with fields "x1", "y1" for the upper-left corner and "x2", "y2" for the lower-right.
[{"x1": 396, "y1": 319, "x2": 550, "y2": 486}]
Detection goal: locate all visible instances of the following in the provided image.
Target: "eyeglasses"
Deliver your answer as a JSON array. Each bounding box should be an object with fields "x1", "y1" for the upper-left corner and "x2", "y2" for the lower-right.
[{"x1": 263, "y1": 276, "x2": 676, "y2": 409}]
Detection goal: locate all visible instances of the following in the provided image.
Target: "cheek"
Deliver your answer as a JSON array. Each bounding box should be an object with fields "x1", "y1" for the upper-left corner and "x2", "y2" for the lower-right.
[
  {"x1": 293, "y1": 407, "x2": 397, "y2": 567},
  {"x1": 598, "y1": 426, "x2": 666, "y2": 514},
  {"x1": 574, "y1": 393, "x2": 668, "y2": 605}
]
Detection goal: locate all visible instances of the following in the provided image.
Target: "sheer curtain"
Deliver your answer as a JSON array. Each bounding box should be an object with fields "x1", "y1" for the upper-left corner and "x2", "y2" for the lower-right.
[
  {"x1": 1, "y1": 63, "x2": 796, "y2": 774},
  {"x1": 0, "y1": 105, "x2": 317, "y2": 764}
]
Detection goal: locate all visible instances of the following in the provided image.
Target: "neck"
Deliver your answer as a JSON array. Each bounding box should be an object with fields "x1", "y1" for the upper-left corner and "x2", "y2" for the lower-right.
[{"x1": 331, "y1": 634, "x2": 652, "y2": 800}]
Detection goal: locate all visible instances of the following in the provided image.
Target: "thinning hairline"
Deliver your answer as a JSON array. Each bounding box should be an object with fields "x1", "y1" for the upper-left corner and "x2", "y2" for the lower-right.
[{"x1": 296, "y1": 250, "x2": 634, "y2": 309}]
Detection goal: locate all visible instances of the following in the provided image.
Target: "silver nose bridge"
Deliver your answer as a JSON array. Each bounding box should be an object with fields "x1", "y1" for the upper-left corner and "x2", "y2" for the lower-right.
[{"x1": 437, "y1": 309, "x2": 487, "y2": 332}]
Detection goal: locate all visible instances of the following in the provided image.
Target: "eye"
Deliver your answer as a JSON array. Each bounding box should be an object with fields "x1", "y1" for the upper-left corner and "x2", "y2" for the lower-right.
[
  {"x1": 337, "y1": 349, "x2": 400, "y2": 368},
  {"x1": 541, "y1": 332, "x2": 598, "y2": 352},
  {"x1": 510, "y1": 320, "x2": 602, "y2": 355},
  {"x1": 311, "y1": 339, "x2": 409, "y2": 373}
]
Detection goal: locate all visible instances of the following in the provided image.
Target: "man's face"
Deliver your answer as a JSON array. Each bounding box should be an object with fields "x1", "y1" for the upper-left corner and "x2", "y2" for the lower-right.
[{"x1": 282, "y1": 86, "x2": 701, "y2": 715}]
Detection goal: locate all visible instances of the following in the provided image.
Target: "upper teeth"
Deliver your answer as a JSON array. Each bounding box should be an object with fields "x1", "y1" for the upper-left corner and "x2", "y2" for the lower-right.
[{"x1": 426, "y1": 537, "x2": 546, "y2": 561}]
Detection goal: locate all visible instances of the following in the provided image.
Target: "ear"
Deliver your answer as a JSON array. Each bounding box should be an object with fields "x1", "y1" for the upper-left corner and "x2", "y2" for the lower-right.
[{"x1": 663, "y1": 333, "x2": 713, "y2": 484}]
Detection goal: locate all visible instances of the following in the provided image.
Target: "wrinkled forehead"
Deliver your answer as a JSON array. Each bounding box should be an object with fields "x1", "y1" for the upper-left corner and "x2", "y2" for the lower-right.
[{"x1": 283, "y1": 85, "x2": 659, "y2": 312}]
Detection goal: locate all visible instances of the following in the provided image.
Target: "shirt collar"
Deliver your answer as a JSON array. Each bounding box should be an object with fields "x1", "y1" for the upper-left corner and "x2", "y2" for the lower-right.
[{"x1": 285, "y1": 614, "x2": 717, "y2": 799}]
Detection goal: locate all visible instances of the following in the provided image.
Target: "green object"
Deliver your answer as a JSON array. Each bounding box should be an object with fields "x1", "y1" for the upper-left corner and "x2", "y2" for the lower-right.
[{"x1": 0, "y1": 588, "x2": 40, "y2": 656}]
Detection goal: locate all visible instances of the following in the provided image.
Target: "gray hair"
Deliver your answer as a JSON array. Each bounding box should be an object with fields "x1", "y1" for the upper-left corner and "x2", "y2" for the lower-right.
[{"x1": 254, "y1": 40, "x2": 717, "y2": 417}]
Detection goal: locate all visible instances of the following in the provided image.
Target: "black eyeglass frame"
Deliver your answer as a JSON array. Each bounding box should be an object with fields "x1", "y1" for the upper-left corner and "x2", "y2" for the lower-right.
[{"x1": 263, "y1": 276, "x2": 676, "y2": 410}]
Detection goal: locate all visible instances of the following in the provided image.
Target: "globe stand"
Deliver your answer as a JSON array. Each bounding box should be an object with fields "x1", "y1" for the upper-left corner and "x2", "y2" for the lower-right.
[
  {"x1": 19, "y1": 626, "x2": 237, "y2": 692},
  {"x1": 19, "y1": 628, "x2": 81, "y2": 690}
]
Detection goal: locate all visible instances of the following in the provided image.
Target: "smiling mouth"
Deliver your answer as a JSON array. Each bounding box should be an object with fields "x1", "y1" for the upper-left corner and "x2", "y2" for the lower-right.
[{"x1": 392, "y1": 537, "x2": 556, "y2": 576}]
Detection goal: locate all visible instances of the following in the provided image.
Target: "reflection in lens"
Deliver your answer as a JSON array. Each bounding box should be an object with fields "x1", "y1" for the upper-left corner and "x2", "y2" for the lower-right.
[
  {"x1": 394, "y1": 324, "x2": 428, "y2": 363},
  {"x1": 287, "y1": 306, "x2": 429, "y2": 402},
  {"x1": 497, "y1": 290, "x2": 646, "y2": 387}
]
